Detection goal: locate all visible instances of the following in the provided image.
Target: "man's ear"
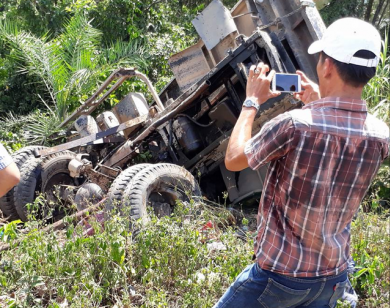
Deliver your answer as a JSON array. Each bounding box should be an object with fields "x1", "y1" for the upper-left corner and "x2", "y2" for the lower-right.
[{"x1": 323, "y1": 57, "x2": 334, "y2": 78}]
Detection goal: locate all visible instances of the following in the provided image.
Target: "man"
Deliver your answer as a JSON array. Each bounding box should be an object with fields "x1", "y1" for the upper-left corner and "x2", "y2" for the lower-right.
[
  {"x1": 0, "y1": 144, "x2": 20, "y2": 198},
  {"x1": 215, "y1": 17, "x2": 389, "y2": 308}
]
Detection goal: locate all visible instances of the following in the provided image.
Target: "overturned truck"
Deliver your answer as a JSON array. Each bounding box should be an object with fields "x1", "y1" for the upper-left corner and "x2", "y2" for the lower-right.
[{"x1": 0, "y1": 0, "x2": 326, "y2": 222}]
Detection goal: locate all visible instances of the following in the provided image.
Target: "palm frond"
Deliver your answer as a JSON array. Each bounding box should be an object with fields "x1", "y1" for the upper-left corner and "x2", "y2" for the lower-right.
[
  {"x1": 24, "y1": 112, "x2": 62, "y2": 145},
  {"x1": 0, "y1": 111, "x2": 61, "y2": 146},
  {"x1": 0, "y1": 20, "x2": 64, "y2": 112},
  {"x1": 103, "y1": 39, "x2": 149, "y2": 70},
  {"x1": 57, "y1": 14, "x2": 102, "y2": 69},
  {"x1": 67, "y1": 67, "x2": 98, "y2": 95},
  {"x1": 0, "y1": 112, "x2": 33, "y2": 131}
]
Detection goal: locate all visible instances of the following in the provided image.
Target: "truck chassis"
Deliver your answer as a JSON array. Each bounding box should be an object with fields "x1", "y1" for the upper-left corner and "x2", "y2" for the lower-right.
[{"x1": 0, "y1": 0, "x2": 325, "y2": 222}]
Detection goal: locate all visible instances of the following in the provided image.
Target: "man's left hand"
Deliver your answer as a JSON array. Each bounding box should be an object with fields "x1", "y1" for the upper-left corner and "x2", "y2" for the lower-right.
[{"x1": 246, "y1": 62, "x2": 281, "y2": 106}]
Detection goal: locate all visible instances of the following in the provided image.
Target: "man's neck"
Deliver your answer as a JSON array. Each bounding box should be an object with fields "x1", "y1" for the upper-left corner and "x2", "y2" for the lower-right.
[{"x1": 322, "y1": 83, "x2": 364, "y2": 100}]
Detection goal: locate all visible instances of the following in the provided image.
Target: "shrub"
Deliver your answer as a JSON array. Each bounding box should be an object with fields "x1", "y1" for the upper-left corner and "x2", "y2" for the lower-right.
[
  {"x1": 0, "y1": 199, "x2": 253, "y2": 307},
  {"x1": 350, "y1": 212, "x2": 390, "y2": 307}
]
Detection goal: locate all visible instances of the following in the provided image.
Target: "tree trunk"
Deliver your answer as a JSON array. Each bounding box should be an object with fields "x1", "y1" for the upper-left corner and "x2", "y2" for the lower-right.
[
  {"x1": 364, "y1": 0, "x2": 375, "y2": 21},
  {"x1": 377, "y1": 0, "x2": 389, "y2": 27},
  {"x1": 372, "y1": 0, "x2": 386, "y2": 24}
]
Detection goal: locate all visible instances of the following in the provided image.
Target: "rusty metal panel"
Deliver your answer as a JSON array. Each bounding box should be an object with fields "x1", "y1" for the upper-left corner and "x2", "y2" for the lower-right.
[
  {"x1": 210, "y1": 32, "x2": 238, "y2": 63},
  {"x1": 104, "y1": 140, "x2": 134, "y2": 167},
  {"x1": 168, "y1": 41, "x2": 211, "y2": 92},
  {"x1": 231, "y1": 0, "x2": 256, "y2": 37},
  {"x1": 192, "y1": 0, "x2": 237, "y2": 50},
  {"x1": 252, "y1": 0, "x2": 324, "y2": 81},
  {"x1": 169, "y1": 0, "x2": 243, "y2": 91}
]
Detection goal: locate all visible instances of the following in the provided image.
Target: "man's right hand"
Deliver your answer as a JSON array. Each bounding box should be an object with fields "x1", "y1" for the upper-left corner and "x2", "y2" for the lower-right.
[{"x1": 294, "y1": 70, "x2": 320, "y2": 104}]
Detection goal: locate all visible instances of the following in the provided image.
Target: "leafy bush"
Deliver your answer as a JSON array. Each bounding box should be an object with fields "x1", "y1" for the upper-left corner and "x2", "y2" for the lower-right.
[
  {"x1": 0, "y1": 56, "x2": 46, "y2": 117},
  {"x1": 362, "y1": 163, "x2": 390, "y2": 213},
  {"x1": 0, "y1": 199, "x2": 253, "y2": 307},
  {"x1": 350, "y1": 212, "x2": 390, "y2": 307},
  {"x1": 0, "y1": 110, "x2": 63, "y2": 150},
  {"x1": 1, "y1": 198, "x2": 389, "y2": 307},
  {"x1": 361, "y1": 32, "x2": 390, "y2": 215},
  {"x1": 363, "y1": 32, "x2": 390, "y2": 127},
  {"x1": 0, "y1": 15, "x2": 149, "y2": 120}
]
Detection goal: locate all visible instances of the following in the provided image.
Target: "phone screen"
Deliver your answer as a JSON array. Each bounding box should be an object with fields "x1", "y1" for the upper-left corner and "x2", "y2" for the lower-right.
[{"x1": 273, "y1": 74, "x2": 300, "y2": 92}]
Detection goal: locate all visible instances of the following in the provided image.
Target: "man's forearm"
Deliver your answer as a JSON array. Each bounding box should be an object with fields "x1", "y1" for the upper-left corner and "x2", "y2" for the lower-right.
[
  {"x1": 224, "y1": 62, "x2": 280, "y2": 171},
  {"x1": 225, "y1": 108, "x2": 257, "y2": 171},
  {"x1": 0, "y1": 162, "x2": 20, "y2": 198}
]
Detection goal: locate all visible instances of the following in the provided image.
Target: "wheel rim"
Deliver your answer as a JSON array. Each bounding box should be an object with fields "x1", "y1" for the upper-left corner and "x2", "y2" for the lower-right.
[
  {"x1": 41, "y1": 170, "x2": 84, "y2": 220},
  {"x1": 148, "y1": 181, "x2": 189, "y2": 217},
  {"x1": 43, "y1": 172, "x2": 81, "y2": 203}
]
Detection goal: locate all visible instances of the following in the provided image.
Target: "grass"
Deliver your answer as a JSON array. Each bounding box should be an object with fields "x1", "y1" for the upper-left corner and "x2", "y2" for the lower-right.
[
  {"x1": 349, "y1": 212, "x2": 390, "y2": 307},
  {"x1": 0, "y1": 200, "x2": 253, "y2": 307},
  {"x1": 0, "y1": 196, "x2": 389, "y2": 308}
]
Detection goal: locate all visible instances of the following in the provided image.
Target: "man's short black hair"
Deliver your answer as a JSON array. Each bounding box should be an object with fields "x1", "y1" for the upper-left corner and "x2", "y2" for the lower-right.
[{"x1": 320, "y1": 50, "x2": 377, "y2": 87}]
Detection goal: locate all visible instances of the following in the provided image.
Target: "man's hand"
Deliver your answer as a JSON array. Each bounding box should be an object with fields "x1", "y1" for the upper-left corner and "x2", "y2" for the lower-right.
[
  {"x1": 294, "y1": 70, "x2": 321, "y2": 104},
  {"x1": 246, "y1": 62, "x2": 281, "y2": 105}
]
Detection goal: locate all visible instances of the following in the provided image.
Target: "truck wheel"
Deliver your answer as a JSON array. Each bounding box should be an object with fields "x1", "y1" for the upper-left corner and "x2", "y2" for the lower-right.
[
  {"x1": 124, "y1": 163, "x2": 201, "y2": 222},
  {"x1": 0, "y1": 146, "x2": 46, "y2": 221},
  {"x1": 14, "y1": 156, "x2": 43, "y2": 221},
  {"x1": 105, "y1": 164, "x2": 151, "y2": 214},
  {"x1": 40, "y1": 151, "x2": 83, "y2": 221},
  {"x1": 14, "y1": 151, "x2": 80, "y2": 221}
]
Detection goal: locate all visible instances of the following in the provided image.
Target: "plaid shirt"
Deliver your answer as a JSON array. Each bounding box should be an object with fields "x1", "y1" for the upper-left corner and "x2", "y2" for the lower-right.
[
  {"x1": 245, "y1": 97, "x2": 389, "y2": 277},
  {"x1": 0, "y1": 144, "x2": 13, "y2": 170}
]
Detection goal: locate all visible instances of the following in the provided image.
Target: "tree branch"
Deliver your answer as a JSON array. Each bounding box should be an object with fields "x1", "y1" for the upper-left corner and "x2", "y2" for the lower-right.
[
  {"x1": 377, "y1": 0, "x2": 389, "y2": 27},
  {"x1": 145, "y1": 0, "x2": 166, "y2": 13},
  {"x1": 372, "y1": 0, "x2": 386, "y2": 25},
  {"x1": 364, "y1": 0, "x2": 375, "y2": 21}
]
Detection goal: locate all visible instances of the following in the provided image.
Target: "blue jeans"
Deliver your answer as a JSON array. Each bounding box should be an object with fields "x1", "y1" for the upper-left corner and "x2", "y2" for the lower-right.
[{"x1": 213, "y1": 263, "x2": 351, "y2": 308}]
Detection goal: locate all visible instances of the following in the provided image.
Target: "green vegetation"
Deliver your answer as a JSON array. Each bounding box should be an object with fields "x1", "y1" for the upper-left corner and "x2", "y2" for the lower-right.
[
  {"x1": 363, "y1": 32, "x2": 390, "y2": 126},
  {"x1": 350, "y1": 213, "x2": 390, "y2": 307},
  {"x1": 321, "y1": 0, "x2": 390, "y2": 30},
  {"x1": 0, "y1": 198, "x2": 389, "y2": 307},
  {"x1": 0, "y1": 200, "x2": 253, "y2": 307},
  {"x1": 0, "y1": 0, "x2": 389, "y2": 307}
]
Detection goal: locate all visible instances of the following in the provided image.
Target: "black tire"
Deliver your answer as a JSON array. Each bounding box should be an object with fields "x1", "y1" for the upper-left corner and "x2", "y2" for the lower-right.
[
  {"x1": 14, "y1": 151, "x2": 78, "y2": 221},
  {"x1": 0, "y1": 146, "x2": 46, "y2": 221},
  {"x1": 14, "y1": 156, "x2": 43, "y2": 221},
  {"x1": 123, "y1": 163, "x2": 201, "y2": 222},
  {"x1": 105, "y1": 164, "x2": 151, "y2": 213}
]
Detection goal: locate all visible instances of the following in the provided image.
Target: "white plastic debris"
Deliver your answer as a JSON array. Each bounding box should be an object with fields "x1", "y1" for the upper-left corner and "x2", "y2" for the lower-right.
[{"x1": 207, "y1": 241, "x2": 227, "y2": 252}]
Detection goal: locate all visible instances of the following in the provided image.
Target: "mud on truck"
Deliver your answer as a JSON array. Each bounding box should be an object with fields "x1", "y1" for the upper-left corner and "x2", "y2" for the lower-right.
[{"x1": 0, "y1": 0, "x2": 326, "y2": 223}]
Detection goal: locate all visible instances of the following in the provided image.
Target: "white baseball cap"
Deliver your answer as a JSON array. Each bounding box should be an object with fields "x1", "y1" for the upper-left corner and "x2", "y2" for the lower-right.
[{"x1": 308, "y1": 17, "x2": 381, "y2": 67}]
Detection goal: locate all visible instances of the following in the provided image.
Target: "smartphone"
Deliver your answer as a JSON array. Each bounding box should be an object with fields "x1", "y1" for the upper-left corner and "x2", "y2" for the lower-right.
[{"x1": 272, "y1": 73, "x2": 301, "y2": 93}]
